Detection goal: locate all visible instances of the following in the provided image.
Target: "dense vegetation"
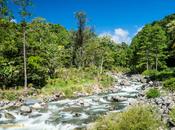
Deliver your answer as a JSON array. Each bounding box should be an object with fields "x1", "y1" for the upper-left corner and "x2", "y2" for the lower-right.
[
  {"x1": 0, "y1": 0, "x2": 130, "y2": 90},
  {"x1": 0, "y1": 0, "x2": 175, "y2": 93},
  {"x1": 92, "y1": 105, "x2": 165, "y2": 130}
]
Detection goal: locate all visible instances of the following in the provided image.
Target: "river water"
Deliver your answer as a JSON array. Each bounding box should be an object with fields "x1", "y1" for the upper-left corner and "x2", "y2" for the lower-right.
[{"x1": 0, "y1": 74, "x2": 143, "y2": 130}]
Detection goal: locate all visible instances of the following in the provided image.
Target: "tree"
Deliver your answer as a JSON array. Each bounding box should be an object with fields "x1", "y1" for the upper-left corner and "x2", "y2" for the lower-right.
[
  {"x1": 72, "y1": 11, "x2": 87, "y2": 67},
  {"x1": 151, "y1": 24, "x2": 167, "y2": 70},
  {"x1": 13, "y1": 0, "x2": 32, "y2": 89},
  {"x1": 0, "y1": 0, "x2": 13, "y2": 20}
]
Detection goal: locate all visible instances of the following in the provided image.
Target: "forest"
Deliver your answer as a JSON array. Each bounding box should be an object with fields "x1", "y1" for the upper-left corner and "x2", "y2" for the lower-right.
[{"x1": 0, "y1": 0, "x2": 174, "y2": 90}]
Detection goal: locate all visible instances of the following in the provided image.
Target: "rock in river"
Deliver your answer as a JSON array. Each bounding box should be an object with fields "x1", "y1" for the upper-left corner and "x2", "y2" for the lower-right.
[
  {"x1": 20, "y1": 106, "x2": 32, "y2": 113},
  {"x1": 4, "y1": 112, "x2": 16, "y2": 120}
]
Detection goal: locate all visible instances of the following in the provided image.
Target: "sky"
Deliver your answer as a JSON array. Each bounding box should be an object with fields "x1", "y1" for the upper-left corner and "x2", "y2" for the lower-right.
[{"x1": 9, "y1": 0, "x2": 175, "y2": 43}]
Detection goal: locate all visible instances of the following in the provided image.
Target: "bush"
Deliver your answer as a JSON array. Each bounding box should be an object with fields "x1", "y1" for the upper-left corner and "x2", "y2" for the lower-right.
[
  {"x1": 146, "y1": 88, "x2": 160, "y2": 99},
  {"x1": 169, "y1": 107, "x2": 175, "y2": 124},
  {"x1": 163, "y1": 78, "x2": 175, "y2": 91},
  {"x1": 142, "y1": 70, "x2": 159, "y2": 80},
  {"x1": 92, "y1": 105, "x2": 165, "y2": 130}
]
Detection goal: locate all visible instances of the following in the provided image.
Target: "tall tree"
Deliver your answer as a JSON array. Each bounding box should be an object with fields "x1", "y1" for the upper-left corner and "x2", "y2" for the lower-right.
[
  {"x1": 72, "y1": 11, "x2": 87, "y2": 67},
  {"x1": 13, "y1": 0, "x2": 32, "y2": 89}
]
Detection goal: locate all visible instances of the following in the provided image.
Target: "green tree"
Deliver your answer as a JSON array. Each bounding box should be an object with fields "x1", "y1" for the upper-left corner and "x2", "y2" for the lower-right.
[{"x1": 13, "y1": 0, "x2": 32, "y2": 89}]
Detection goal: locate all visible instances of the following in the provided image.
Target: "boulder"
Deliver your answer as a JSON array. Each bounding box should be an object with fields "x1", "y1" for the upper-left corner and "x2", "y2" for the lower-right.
[
  {"x1": 4, "y1": 112, "x2": 16, "y2": 120},
  {"x1": 171, "y1": 128, "x2": 175, "y2": 130},
  {"x1": 120, "y1": 80, "x2": 130, "y2": 86},
  {"x1": 29, "y1": 113, "x2": 42, "y2": 118},
  {"x1": 20, "y1": 106, "x2": 32, "y2": 113},
  {"x1": 32, "y1": 103, "x2": 42, "y2": 109},
  {"x1": 111, "y1": 96, "x2": 127, "y2": 102},
  {"x1": 24, "y1": 99, "x2": 41, "y2": 106}
]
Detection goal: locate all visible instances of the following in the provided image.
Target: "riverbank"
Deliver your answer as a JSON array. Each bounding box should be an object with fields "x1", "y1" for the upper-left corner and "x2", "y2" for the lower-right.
[{"x1": 0, "y1": 73, "x2": 175, "y2": 130}]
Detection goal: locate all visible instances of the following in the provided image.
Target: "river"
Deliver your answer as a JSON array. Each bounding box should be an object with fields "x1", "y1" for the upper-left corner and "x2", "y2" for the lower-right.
[{"x1": 0, "y1": 74, "x2": 143, "y2": 130}]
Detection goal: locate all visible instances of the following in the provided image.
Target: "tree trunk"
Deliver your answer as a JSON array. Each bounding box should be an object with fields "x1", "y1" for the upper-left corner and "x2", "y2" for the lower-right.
[
  {"x1": 146, "y1": 49, "x2": 149, "y2": 70},
  {"x1": 23, "y1": 26, "x2": 27, "y2": 89},
  {"x1": 100, "y1": 56, "x2": 104, "y2": 74},
  {"x1": 155, "y1": 49, "x2": 158, "y2": 71}
]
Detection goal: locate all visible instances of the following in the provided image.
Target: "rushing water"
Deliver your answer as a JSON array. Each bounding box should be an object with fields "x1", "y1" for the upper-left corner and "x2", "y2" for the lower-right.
[{"x1": 0, "y1": 75, "x2": 143, "y2": 130}]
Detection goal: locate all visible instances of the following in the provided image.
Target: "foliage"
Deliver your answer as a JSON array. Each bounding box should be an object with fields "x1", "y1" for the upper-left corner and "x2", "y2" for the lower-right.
[
  {"x1": 169, "y1": 107, "x2": 175, "y2": 124},
  {"x1": 92, "y1": 105, "x2": 165, "y2": 130},
  {"x1": 163, "y1": 78, "x2": 175, "y2": 91},
  {"x1": 41, "y1": 68, "x2": 114, "y2": 97},
  {"x1": 146, "y1": 88, "x2": 160, "y2": 99}
]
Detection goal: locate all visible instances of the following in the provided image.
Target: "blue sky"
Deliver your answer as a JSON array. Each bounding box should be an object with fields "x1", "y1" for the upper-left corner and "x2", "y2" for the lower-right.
[{"x1": 9, "y1": 0, "x2": 175, "y2": 43}]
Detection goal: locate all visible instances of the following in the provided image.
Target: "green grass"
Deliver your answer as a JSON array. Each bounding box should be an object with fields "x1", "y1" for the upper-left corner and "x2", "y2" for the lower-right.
[
  {"x1": 41, "y1": 68, "x2": 115, "y2": 97},
  {"x1": 146, "y1": 88, "x2": 160, "y2": 99},
  {"x1": 91, "y1": 105, "x2": 165, "y2": 130}
]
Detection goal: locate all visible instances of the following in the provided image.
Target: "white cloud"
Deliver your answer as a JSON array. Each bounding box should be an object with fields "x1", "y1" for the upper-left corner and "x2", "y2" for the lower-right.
[{"x1": 99, "y1": 28, "x2": 131, "y2": 44}]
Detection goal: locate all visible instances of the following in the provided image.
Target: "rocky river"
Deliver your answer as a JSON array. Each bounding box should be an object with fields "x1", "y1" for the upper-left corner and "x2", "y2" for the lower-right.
[{"x1": 0, "y1": 74, "x2": 160, "y2": 130}]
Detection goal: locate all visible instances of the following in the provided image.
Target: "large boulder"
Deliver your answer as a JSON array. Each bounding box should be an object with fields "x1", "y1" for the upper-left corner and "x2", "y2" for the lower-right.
[
  {"x1": 4, "y1": 112, "x2": 16, "y2": 120},
  {"x1": 20, "y1": 106, "x2": 32, "y2": 113}
]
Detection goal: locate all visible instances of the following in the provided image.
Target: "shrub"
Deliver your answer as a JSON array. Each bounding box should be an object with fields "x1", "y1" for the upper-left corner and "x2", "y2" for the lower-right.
[
  {"x1": 163, "y1": 78, "x2": 175, "y2": 91},
  {"x1": 142, "y1": 70, "x2": 159, "y2": 80},
  {"x1": 146, "y1": 88, "x2": 160, "y2": 99},
  {"x1": 92, "y1": 105, "x2": 165, "y2": 130},
  {"x1": 169, "y1": 107, "x2": 175, "y2": 124}
]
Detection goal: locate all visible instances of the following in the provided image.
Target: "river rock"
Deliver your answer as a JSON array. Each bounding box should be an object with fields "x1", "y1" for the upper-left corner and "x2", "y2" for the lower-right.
[
  {"x1": 24, "y1": 99, "x2": 41, "y2": 106},
  {"x1": 73, "y1": 113, "x2": 81, "y2": 117},
  {"x1": 111, "y1": 96, "x2": 127, "y2": 102},
  {"x1": 4, "y1": 112, "x2": 16, "y2": 120},
  {"x1": 20, "y1": 106, "x2": 32, "y2": 113},
  {"x1": 120, "y1": 80, "x2": 130, "y2": 86},
  {"x1": 29, "y1": 113, "x2": 42, "y2": 118},
  {"x1": 32, "y1": 103, "x2": 42, "y2": 109}
]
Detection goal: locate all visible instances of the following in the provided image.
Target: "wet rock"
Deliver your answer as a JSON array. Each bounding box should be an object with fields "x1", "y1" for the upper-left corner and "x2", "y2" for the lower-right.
[
  {"x1": 73, "y1": 113, "x2": 81, "y2": 117},
  {"x1": 4, "y1": 112, "x2": 16, "y2": 120},
  {"x1": 20, "y1": 106, "x2": 32, "y2": 113},
  {"x1": 29, "y1": 113, "x2": 42, "y2": 118},
  {"x1": 111, "y1": 96, "x2": 127, "y2": 102}
]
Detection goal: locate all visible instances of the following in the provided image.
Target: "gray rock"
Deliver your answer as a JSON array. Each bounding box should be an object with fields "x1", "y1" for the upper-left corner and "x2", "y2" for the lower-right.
[
  {"x1": 29, "y1": 113, "x2": 42, "y2": 118},
  {"x1": 111, "y1": 96, "x2": 127, "y2": 102},
  {"x1": 4, "y1": 112, "x2": 16, "y2": 120},
  {"x1": 32, "y1": 103, "x2": 42, "y2": 109},
  {"x1": 171, "y1": 128, "x2": 175, "y2": 130},
  {"x1": 20, "y1": 106, "x2": 32, "y2": 113},
  {"x1": 24, "y1": 99, "x2": 41, "y2": 106},
  {"x1": 120, "y1": 80, "x2": 130, "y2": 86}
]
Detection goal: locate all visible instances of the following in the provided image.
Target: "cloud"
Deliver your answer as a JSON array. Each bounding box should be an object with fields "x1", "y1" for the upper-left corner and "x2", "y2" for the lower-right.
[{"x1": 99, "y1": 28, "x2": 131, "y2": 44}]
